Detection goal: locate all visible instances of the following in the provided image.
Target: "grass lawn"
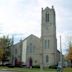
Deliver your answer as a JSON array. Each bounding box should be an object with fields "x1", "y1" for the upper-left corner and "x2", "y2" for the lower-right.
[
  {"x1": 0, "y1": 66, "x2": 72, "y2": 72},
  {"x1": 0, "y1": 66, "x2": 56, "y2": 72},
  {"x1": 63, "y1": 68, "x2": 72, "y2": 72}
]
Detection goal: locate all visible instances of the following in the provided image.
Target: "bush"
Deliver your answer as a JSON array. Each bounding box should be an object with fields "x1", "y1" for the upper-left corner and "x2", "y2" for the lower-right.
[
  {"x1": 32, "y1": 65, "x2": 40, "y2": 68},
  {"x1": 49, "y1": 65, "x2": 57, "y2": 69}
]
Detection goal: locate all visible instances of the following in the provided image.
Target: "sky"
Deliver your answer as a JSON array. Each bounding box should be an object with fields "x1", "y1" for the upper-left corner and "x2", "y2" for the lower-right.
[{"x1": 0, "y1": 0, "x2": 72, "y2": 54}]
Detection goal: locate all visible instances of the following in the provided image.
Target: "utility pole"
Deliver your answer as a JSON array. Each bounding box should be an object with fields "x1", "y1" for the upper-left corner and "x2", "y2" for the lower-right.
[{"x1": 60, "y1": 35, "x2": 63, "y2": 72}]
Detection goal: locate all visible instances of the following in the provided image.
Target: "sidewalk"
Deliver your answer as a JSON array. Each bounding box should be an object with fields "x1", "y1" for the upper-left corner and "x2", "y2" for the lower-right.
[{"x1": 0, "y1": 68, "x2": 15, "y2": 72}]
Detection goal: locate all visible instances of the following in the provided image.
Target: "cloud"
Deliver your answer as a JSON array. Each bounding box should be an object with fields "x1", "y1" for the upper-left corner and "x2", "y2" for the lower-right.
[
  {"x1": 0, "y1": 0, "x2": 72, "y2": 35},
  {"x1": 0, "y1": 0, "x2": 72, "y2": 54}
]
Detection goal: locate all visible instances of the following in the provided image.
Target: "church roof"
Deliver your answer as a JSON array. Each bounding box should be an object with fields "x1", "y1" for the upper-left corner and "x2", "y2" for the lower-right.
[
  {"x1": 22, "y1": 34, "x2": 40, "y2": 42},
  {"x1": 14, "y1": 34, "x2": 40, "y2": 46}
]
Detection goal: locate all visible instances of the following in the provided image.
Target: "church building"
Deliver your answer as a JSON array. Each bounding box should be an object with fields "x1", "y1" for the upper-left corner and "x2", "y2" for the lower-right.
[{"x1": 12, "y1": 6, "x2": 60, "y2": 67}]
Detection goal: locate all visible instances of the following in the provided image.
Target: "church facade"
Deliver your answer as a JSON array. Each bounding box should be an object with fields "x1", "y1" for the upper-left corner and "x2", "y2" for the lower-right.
[{"x1": 12, "y1": 6, "x2": 60, "y2": 67}]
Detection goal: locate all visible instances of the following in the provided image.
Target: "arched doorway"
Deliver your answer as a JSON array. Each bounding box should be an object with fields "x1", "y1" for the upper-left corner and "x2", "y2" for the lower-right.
[{"x1": 29, "y1": 57, "x2": 33, "y2": 68}]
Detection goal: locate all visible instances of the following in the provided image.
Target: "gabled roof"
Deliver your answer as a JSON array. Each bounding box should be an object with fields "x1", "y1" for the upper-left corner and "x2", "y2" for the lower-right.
[
  {"x1": 14, "y1": 34, "x2": 40, "y2": 46},
  {"x1": 22, "y1": 34, "x2": 40, "y2": 42}
]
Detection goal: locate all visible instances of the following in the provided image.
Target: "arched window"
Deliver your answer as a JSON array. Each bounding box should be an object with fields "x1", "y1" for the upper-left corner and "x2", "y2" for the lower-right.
[
  {"x1": 45, "y1": 13, "x2": 49, "y2": 22},
  {"x1": 44, "y1": 40, "x2": 49, "y2": 48},
  {"x1": 46, "y1": 55, "x2": 48, "y2": 63},
  {"x1": 45, "y1": 40, "x2": 47, "y2": 48},
  {"x1": 33, "y1": 46, "x2": 35, "y2": 52},
  {"x1": 27, "y1": 45, "x2": 29, "y2": 52},
  {"x1": 15, "y1": 48, "x2": 17, "y2": 54},
  {"x1": 30, "y1": 43, "x2": 32, "y2": 53}
]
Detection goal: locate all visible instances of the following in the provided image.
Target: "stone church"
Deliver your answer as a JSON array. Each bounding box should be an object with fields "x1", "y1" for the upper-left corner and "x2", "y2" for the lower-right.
[{"x1": 12, "y1": 6, "x2": 60, "y2": 67}]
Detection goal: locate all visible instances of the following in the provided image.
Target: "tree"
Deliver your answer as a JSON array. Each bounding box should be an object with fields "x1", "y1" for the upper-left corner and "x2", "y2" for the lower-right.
[
  {"x1": 0, "y1": 35, "x2": 12, "y2": 64},
  {"x1": 66, "y1": 42, "x2": 72, "y2": 67},
  {"x1": 0, "y1": 48, "x2": 4, "y2": 61}
]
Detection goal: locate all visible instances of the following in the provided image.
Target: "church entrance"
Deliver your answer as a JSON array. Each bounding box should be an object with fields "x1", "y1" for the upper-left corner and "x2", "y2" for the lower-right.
[{"x1": 29, "y1": 57, "x2": 33, "y2": 68}]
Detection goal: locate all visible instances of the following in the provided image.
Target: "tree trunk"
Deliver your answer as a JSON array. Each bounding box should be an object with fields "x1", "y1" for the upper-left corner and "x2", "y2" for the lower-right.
[{"x1": 71, "y1": 60, "x2": 72, "y2": 67}]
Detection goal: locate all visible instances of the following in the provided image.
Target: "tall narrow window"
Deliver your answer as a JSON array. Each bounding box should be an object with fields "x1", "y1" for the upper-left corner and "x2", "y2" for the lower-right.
[
  {"x1": 15, "y1": 48, "x2": 17, "y2": 54},
  {"x1": 44, "y1": 40, "x2": 49, "y2": 48},
  {"x1": 33, "y1": 46, "x2": 35, "y2": 52},
  {"x1": 46, "y1": 55, "x2": 48, "y2": 63},
  {"x1": 48, "y1": 40, "x2": 49, "y2": 48},
  {"x1": 30, "y1": 43, "x2": 32, "y2": 53},
  {"x1": 27, "y1": 46, "x2": 29, "y2": 52},
  {"x1": 46, "y1": 13, "x2": 49, "y2": 22},
  {"x1": 45, "y1": 40, "x2": 47, "y2": 48}
]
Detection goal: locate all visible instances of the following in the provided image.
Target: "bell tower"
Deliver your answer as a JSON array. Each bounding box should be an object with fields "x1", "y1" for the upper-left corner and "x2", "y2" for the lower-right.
[{"x1": 41, "y1": 6, "x2": 57, "y2": 66}]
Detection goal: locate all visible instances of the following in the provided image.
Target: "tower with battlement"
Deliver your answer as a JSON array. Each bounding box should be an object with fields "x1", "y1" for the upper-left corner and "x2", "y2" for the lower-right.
[{"x1": 41, "y1": 6, "x2": 57, "y2": 66}]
